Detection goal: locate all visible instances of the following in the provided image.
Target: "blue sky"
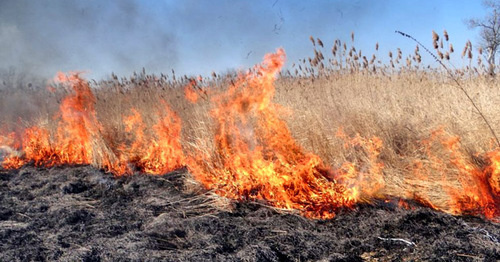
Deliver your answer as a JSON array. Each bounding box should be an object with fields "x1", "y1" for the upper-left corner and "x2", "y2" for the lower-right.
[{"x1": 0, "y1": 0, "x2": 489, "y2": 80}]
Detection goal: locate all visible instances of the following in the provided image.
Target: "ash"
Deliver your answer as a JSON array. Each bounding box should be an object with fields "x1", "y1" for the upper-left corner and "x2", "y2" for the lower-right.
[{"x1": 0, "y1": 166, "x2": 498, "y2": 261}]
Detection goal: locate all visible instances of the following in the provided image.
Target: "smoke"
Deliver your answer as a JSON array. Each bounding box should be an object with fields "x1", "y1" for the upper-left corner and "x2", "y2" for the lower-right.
[
  {"x1": 0, "y1": 0, "x2": 380, "y2": 81},
  {"x1": 0, "y1": 0, "x2": 177, "y2": 80}
]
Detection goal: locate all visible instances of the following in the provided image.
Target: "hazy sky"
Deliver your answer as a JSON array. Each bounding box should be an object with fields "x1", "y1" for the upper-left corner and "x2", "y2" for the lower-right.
[{"x1": 0, "y1": 0, "x2": 488, "y2": 80}]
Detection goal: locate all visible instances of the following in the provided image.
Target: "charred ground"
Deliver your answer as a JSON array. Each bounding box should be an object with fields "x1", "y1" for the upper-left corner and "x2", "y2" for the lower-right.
[{"x1": 0, "y1": 166, "x2": 498, "y2": 261}]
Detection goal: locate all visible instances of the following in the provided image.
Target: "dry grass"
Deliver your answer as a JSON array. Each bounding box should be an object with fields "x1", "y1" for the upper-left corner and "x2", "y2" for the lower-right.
[
  {"x1": 275, "y1": 71, "x2": 499, "y2": 205},
  {"x1": 1, "y1": 32, "x2": 499, "y2": 212},
  {"x1": 277, "y1": 72, "x2": 500, "y2": 161}
]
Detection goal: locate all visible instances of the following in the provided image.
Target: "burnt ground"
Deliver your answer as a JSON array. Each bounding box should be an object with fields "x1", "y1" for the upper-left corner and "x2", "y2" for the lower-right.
[{"x1": 0, "y1": 166, "x2": 498, "y2": 262}]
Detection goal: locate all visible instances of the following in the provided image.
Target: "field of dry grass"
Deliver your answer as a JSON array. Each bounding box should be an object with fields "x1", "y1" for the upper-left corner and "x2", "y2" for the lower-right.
[
  {"x1": 275, "y1": 71, "x2": 499, "y2": 207},
  {"x1": 1, "y1": 32, "x2": 499, "y2": 218}
]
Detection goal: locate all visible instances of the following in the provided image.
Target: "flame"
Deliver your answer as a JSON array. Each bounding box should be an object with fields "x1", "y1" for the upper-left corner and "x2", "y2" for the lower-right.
[
  {"x1": 1, "y1": 72, "x2": 184, "y2": 176},
  {"x1": 184, "y1": 78, "x2": 199, "y2": 103},
  {"x1": 188, "y1": 48, "x2": 358, "y2": 218},
  {"x1": 118, "y1": 104, "x2": 184, "y2": 175},
  {"x1": 0, "y1": 50, "x2": 498, "y2": 221},
  {"x1": 2, "y1": 73, "x2": 114, "y2": 169},
  {"x1": 408, "y1": 129, "x2": 499, "y2": 219},
  {"x1": 184, "y1": 50, "x2": 497, "y2": 220},
  {"x1": 0, "y1": 132, "x2": 20, "y2": 164},
  {"x1": 486, "y1": 150, "x2": 500, "y2": 197},
  {"x1": 334, "y1": 129, "x2": 385, "y2": 200}
]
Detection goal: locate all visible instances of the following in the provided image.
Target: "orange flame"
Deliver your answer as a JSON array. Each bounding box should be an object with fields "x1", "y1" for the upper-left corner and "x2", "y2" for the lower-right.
[
  {"x1": 486, "y1": 150, "x2": 500, "y2": 197},
  {"x1": 334, "y1": 129, "x2": 385, "y2": 200},
  {"x1": 1, "y1": 72, "x2": 184, "y2": 176},
  {"x1": 188, "y1": 48, "x2": 357, "y2": 218},
  {"x1": 409, "y1": 129, "x2": 499, "y2": 219},
  {"x1": 3, "y1": 73, "x2": 110, "y2": 169},
  {"x1": 118, "y1": 104, "x2": 184, "y2": 175},
  {"x1": 184, "y1": 78, "x2": 199, "y2": 103},
  {"x1": 0, "y1": 50, "x2": 498, "y2": 221}
]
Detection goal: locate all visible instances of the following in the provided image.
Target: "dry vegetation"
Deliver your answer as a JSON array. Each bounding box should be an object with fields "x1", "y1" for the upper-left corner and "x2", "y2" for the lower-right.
[{"x1": 1, "y1": 31, "x2": 499, "y2": 216}]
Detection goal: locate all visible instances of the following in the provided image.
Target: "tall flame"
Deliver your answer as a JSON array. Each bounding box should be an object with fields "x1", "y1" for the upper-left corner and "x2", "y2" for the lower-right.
[
  {"x1": 1, "y1": 72, "x2": 184, "y2": 176},
  {"x1": 188, "y1": 48, "x2": 358, "y2": 218},
  {"x1": 0, "y1": 49, "x2": 498, "y2": 221},
  {"x1": 118, "y1": 104, "x2": 184, "y2": 175},
  {"x1": 2, "y1": 73, "x2": 113, "y2": 169}
]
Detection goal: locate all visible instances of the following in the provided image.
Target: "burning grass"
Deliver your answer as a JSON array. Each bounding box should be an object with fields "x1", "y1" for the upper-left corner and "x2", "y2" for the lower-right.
[
  {"x1": 1, "y1": 73, "x2": 184, "y2": 176},
  {"x1": 0, "y1": 33, "x2": 499, "y2": 221}
]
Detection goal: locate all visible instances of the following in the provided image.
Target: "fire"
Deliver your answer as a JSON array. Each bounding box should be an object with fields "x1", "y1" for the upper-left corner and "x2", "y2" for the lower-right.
[
  {"x1": 2, "y1": 73, "x2": 115, "y2": 170},
  {"x1": 185, "y1": 49, "x2": 497, "y2": 219},
  {"x1": 184, "y1": 78, "x2": 199, "y2": 103},
  {"x1": 118, "y1": 104, "x2": 184, "y2": 175},
  {"x1": 1, "y1": 72, "x2": 184, "y2": 176},
  {"x1": 0, "y1": 132, "x2": 20, "y2": 163},
  {"x1": 0, "y1": 49, "x2": 498, "y2": 221},
  {"x1": 334, "y1": 129, "x2": 385, "y2": 200},
  {"x1": 409, "y1": 129, "x2": 499, "y2": 219},
  {"x1": 188, "y1": 48, "x2": 358, "y2": 218}
]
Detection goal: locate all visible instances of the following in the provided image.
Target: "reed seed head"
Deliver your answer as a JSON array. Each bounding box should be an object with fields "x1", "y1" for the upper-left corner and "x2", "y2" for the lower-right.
[
  {"x1": 432, "y1": 30, "x2": 439, "y2": 42},
  {"x1": 317, "y1": 38, "x2": 324, "y2": 48},
  {"x1": 432, "y1": 30, "x2": 439, "y2": 49},
  {"x1": 438, "y1": 50, "x2": 444, "y2": 60},
  {"x1": 310, "y1": 36, "x2": 316, "y2": 46}
]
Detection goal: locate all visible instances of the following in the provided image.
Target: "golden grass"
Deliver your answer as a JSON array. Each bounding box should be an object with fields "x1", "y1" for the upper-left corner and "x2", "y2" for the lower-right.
[
  {"x1": 274, "y1": 71, "x2": 499, "y2": 205},
  {"x1": 1, "y1": 32, "x2": 498, "y2": 212}
]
